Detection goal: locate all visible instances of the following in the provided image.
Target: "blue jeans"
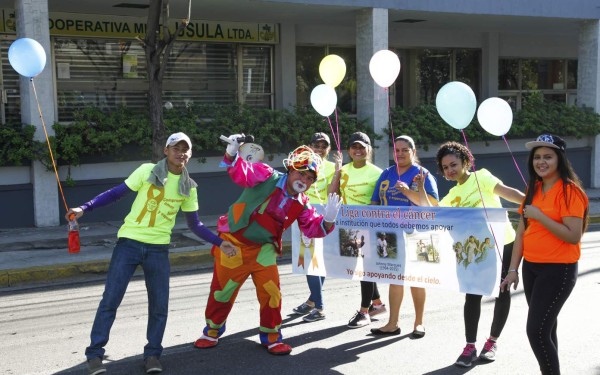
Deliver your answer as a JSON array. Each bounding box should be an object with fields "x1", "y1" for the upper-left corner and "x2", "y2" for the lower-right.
[
  {"x1": 85, "y1": 238, "x2": 170, "y2": 360},
  {"x1": 306, "y1": 275, "x2": 325, "y2": 309}
]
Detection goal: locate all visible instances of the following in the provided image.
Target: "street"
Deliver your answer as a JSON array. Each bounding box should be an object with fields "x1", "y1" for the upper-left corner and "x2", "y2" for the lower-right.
[{"x1": 1, "y1": 232, "x2": 600, "y2": 375}]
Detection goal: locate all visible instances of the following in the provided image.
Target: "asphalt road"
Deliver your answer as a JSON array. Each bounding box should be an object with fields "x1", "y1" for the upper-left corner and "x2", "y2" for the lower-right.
[{"x1": 1, "y1": 232, "x2": 600, "y2": 375}]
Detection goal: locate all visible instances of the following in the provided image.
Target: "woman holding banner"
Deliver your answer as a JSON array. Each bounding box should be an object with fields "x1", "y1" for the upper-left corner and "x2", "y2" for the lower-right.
[
  {"x1": 291, "y1": 132, "x2": 341, "y2": 322},
  {"x1": 369, "y1": 135, "x2": 439, "y2": 338},
  {"x1": 500, "y1": 134, "x2": 588, "y2": 375},
  {"x1": 418, "y1": 141, "x2": 524, "y2": 368},
  {"x1": 330, "y1": 132, "x2": 385, "y2": 328}
]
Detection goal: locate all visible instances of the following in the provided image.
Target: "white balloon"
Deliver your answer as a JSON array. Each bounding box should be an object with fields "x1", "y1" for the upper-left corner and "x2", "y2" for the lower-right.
[
  {"x1": 477, "y1": 97, "x2": 513, "y2": 136},
  {"x1": 310, "y1": 84, "x2": 337, "y2": 117},
  {"x1": 369, "y1": 50, "x2": 401, "y2": 88}
]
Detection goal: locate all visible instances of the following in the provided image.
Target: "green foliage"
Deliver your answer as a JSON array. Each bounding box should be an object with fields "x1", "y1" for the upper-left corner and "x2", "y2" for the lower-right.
[
  {"x1": 164, "y1": 104, "x2": 376, "y2": 158},
  {"x1": 52, "y1": 106, "x2": 151, "y2": 166},
  {"x1": 2, "y1": 100, "x2": 598, "y2": 167},
  {"x1": 390, "y1": 98, "x2": 600, "y2": 150},
  {"x1": 0, "y1": 124, "x2": 37, "y2": 166}
]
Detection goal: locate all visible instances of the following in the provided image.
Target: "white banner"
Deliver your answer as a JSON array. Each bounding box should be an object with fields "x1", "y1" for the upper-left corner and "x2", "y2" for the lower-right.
[{"x1": 292, "y1": 205, "x2": 507, "y2": 297}]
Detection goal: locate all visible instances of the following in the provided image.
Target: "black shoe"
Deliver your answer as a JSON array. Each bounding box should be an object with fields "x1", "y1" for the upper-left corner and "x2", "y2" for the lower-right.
[
  {"x1": 370, "y1": 327, "x2": 400, "y2": 335},
  {"x1": 411, "y1": 325, "x2": 426, "y2": 338}
]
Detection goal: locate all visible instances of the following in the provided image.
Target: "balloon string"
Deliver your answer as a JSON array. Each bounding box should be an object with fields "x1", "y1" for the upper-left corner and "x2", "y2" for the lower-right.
[
  {"x1": 386, "y1": 87, "x2": 400, "y2": 175},
  {"x1": 502, "y1": 135, "x2": 527, "y2": 188},
  {"x1": 30, "y1": 78, "x2": 69, "y2": 213},
  {"x1": 460, "y1": 129, "x2": 503, "y2": 264},
  {"x1": 326, "y1": 116, "x2": 341, "y2": 151},
  {"x1": 334, "y1": 107, "x2": 341, "y2": 151}
]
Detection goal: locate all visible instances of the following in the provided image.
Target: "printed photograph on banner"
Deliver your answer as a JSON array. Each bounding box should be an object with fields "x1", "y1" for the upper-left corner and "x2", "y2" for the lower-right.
[
  {"x1": 450, "y1": 224, "x2": 499, "y2": 296},
  {"x1": 375, "y1": 232, "x2": 397, "y2": 259},
  {"x1": 339, "y1": 228, "x2": 369, "y2": 258},
  {"x1": 405, "y1": 230, "x2": 440, "y2": 263}
]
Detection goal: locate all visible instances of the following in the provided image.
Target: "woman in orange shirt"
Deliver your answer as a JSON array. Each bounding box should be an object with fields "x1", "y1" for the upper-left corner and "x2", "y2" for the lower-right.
[{"x1": 501, "y1": 134, "x2": 589, "y2": 375}]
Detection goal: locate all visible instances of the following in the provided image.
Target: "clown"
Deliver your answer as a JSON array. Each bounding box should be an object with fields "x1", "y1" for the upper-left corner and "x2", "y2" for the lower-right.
[{"x1": 193, "y1": 136, "x2": 342, "y2": 355}]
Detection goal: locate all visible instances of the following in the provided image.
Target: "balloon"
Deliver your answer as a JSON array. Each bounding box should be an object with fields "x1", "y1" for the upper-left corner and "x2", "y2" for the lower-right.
[
  {"x1": 8, "y1": 38, "x2": 47, "y2": 78},
  {"x1": 319, "y1": 54, "x2": 346, "y2": 88},
  {"x1": 310, "y1": 84, "x2": 337, "y2": 117},
  {"x1": 435, "y1": 81, "x2": 477, "y2": 130},
  {"x1": 369, "y1": 50, "x2": 401, "y2": 88},
  {"x1": 477, "y1": 97, "x2": 513, "y2": 136}
]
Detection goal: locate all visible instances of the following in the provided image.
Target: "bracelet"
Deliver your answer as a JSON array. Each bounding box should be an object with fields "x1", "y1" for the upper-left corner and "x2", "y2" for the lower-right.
[{"x1": 508, "y1": 269, "x2": 518, "y2": 274}]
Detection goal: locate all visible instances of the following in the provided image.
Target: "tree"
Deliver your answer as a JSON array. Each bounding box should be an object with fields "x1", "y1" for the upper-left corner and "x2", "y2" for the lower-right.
[{"x1": 141, "y1": 0, "x2": 190, "y2": 161}]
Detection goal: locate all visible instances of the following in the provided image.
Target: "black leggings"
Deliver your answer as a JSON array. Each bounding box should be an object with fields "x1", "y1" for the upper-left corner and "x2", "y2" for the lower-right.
[
  {"x1": 522, "y1": 260, "x2": 577, "y2": 375},
  {"x1": 464, "y1": 243, "x2": 512, "y2": 343},
  {"x1": 360, "y1": 281, "x2": 380, "y2": 309}
]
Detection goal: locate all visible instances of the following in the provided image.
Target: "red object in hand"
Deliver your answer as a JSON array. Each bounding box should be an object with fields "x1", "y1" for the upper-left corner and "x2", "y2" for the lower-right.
[
  {"x1": 68, "y1": 229, "x2": 80, "y2": 253},
  {"x1": 68, "y1": 214, "x2": 80, "y2": 254}
]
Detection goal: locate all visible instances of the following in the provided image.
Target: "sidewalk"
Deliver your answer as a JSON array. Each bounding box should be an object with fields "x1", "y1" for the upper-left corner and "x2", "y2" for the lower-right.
[{"x1": 2, "y1": 189, "x2": 600, "y2": 288}]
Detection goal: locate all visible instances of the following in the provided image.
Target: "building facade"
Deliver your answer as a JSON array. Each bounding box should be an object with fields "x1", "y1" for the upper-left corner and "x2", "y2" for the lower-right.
[{"x1": 1, "y1": 0, "x2": 599, "y2": 227}]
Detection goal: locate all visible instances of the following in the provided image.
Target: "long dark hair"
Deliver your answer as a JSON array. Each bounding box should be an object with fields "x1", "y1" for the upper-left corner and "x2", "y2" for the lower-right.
[{"x1": 524, "y1": 146, "x2": 589, "y2": 232}]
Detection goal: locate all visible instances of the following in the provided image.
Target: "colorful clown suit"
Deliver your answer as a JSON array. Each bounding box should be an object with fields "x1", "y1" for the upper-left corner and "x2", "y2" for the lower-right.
[{"x1": 202, "y1": 154, "x2": 333, "y2": 348}]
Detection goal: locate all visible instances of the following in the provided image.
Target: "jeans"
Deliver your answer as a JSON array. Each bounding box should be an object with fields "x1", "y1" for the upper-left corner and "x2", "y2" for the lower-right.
[
  {"x1": 306, "y1": 275, "x2": 325, "y2": 309},
  {"x1": 85, "y1": 238, "x2": 170, "y2": 360}
]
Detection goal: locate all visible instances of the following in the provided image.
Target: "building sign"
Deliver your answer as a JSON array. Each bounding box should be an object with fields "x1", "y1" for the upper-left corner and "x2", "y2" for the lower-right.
[{"x1": 0, "y1": 10, "x2": 278, "y2": 44}]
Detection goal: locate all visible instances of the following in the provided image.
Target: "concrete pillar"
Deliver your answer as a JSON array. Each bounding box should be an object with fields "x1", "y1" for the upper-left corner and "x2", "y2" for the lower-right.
[
  {"x1": 356, "y1": 8, "x2": 389, "y2": 168},
  {"x1": 274, "y1": 23, "x2": 296, "y2": 110},
  {"x1": 16, "y1": 0, "x2": 59, "y2": 226},
  {"x1": 578, "y1": 20, "x2": 600, "y2": 188},
  {"x1": 482, "y1": 32, "x2": 499, "y2": 99}
]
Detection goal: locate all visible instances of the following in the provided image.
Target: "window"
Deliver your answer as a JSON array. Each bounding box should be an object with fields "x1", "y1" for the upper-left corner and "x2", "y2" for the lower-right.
[
  {"x1": 296, "y1": 46, "x2": 357, "y2": 114},
  {"x1": 51, "y1": 38, "x2": 272, "y2": 122},
  {"x1": 1, "y1": 39, "x2": 23, "y2": 125},
  {"x1": 498, "y1": 58, "x2": 577, "y2": 109},
  {"x1": 403, "y1": 48, "x2": 480, "y2": 107}
]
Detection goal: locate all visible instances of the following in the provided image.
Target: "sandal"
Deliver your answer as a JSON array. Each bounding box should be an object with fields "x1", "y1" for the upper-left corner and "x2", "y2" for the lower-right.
[{"x1": 411, "y1": 325, "x2": 426, "y2": 338}]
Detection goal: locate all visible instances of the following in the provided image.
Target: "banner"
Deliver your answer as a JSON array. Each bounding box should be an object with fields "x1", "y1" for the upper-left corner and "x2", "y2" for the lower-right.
[{"x1": 292, "y1": 205, "x2": 508, "y2": 297}]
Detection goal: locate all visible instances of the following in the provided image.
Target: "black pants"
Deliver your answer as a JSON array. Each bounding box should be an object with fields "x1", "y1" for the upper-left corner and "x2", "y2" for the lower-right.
[
  {"x1": 464, "y1": 243, "x2": 513, "y2": 343},
  {"x1": 360, "y1": 281, "x2": 380, "y2": 309},
  {"x1": 522, "y1": 260, "x2": 577, "y2": 375}
]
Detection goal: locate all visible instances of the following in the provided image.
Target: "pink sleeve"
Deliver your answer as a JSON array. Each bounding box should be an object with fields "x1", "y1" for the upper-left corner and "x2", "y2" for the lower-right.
[
  {"x1": 225, "y1": 155, "x2": 274, "y2": 188},
  {"x1": 297, "y1": 203, "x2": 335, "y2": 238}
]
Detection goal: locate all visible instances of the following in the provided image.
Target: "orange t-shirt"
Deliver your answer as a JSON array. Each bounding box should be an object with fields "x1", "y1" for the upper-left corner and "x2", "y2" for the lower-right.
[{"x1": 520, "y1": 180, "x2": 588, "y2": 263}]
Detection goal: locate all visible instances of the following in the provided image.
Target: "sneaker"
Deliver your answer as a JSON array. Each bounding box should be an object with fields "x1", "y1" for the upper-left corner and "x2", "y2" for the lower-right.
[
  {"x1": 145, "y1": 356, "x2": 162, "y2": 373},
  {"x1": 303, "y1": 308, "x2": 326, "y2": 322},
  {"x1": 347, "y1": 311, "x2": 371, "y2": 328},
  {"x1": 455, "y1": 344, "x2": 477, "y2": 367},
  {"x1": 367, "y1": 303, "x2": 387, "y2": 317},
  {"x1": 480, "y1": 339, "x2": 498, "y2": 362},
  {"x1": 87, "y1": 357, "x2": 106, "y2": 375},
  {"x1": 292, "y1": 302, "x2": 314, "y2": 315}
]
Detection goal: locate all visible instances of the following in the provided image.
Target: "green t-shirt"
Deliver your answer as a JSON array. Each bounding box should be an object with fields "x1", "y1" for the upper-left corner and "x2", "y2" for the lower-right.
[
  {"x1": 340, "y1": 162, "x2": 383, "y2": 205},
  {"x1": 118, "y1": 163, "x2": 199, "y2": 244},
  {"x1": 306, "y1": 159, "x2": 335, "y2": 205},
  {"x1": 439, "y1": 168, "x2": 515, "y2": 244}
]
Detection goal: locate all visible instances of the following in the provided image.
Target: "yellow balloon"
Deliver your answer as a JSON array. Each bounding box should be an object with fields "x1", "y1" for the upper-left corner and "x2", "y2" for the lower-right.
[{"x1": 319, "y1": 54, "x2": 346, "y2": 88}]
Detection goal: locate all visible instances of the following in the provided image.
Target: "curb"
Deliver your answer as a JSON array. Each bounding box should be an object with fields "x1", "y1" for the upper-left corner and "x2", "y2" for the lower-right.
[
  {"x1": 0, "y1": 248, "x2": 214, "y2": 288},
  {"x1": 0, "y1": 243, "x2": 293, "y2": 289}
]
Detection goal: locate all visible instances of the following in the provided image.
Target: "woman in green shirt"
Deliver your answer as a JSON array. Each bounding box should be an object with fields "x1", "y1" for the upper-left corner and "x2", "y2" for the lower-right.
[{"x1": 330, "y1": 132, "x2": 386, "y2": 328}]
